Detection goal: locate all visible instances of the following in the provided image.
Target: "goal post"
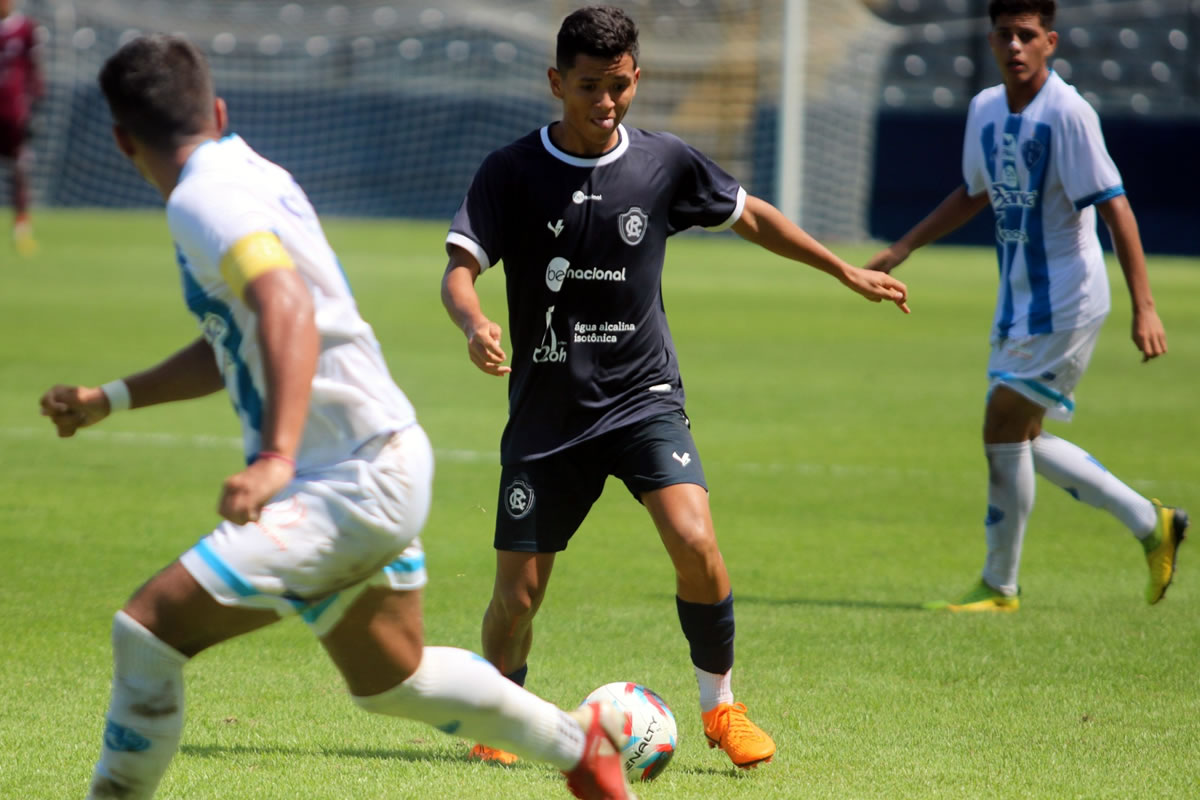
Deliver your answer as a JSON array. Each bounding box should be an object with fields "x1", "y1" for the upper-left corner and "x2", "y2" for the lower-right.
[
  {"x1": 777, "y1": 0, "x2": 807, "y2": 226},
  {"x1": 20, "y1": 0, "x2": 894, "y2": 242}
]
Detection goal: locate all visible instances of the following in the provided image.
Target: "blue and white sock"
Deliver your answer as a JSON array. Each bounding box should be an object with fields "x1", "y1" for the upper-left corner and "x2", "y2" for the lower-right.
[
  {"x1": 1032, "y1": 432, "x2": 1157, "y2": 538},
  {"x1": 352, "y1": 646, "x2": 585, "y2": 771},
  {"x1": 982, "y1": 441, "x2": 1036, "y2": 596},
  {"x1": 86, "y1": 611, "x2": 188, "y2": 800}
]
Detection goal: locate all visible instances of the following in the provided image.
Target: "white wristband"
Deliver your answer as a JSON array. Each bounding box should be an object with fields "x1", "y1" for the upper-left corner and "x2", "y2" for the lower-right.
[{"x1": 100, "y1": 379, "x2": 132, "y2": 413}]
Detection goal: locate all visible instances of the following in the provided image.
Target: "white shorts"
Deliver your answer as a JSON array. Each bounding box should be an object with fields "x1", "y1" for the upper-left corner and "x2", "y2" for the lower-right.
[
  {"x1": 180, "y1": 424, "x2": 433, "y2": 637},
  {"x1": 987, "y1": 316, "x2": 1105, "y2": 422}
]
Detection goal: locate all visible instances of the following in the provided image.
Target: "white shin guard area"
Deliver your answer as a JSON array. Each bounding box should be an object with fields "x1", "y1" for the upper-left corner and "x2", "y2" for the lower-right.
[
  {"x1": 982, "y1": 442, "x2": 1036, "y2": 596},
  {"x1": 1032, "y1": 432, "x2": 1158, "y2": 537},
  {"x1": 352, "y1": 646, "x2": 585, "y2": 771},
  {"x1": 86, "y1": 611, "x2": 188, "y2": 800}
]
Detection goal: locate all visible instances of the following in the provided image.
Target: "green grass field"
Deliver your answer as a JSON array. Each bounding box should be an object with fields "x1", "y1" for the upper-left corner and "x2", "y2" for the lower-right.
[{"x1": 2, "y1": 209, "x2": 1198, "y2": 799}]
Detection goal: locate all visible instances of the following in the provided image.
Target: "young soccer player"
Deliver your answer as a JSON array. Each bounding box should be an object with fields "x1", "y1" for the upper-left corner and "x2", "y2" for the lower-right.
[
  {"x1": 42, "y1": 34, "x2": 636, "y2": 800},
  {"x1": 866, "y1": 0, "x2": 1187, "y2": 611},
  {"x1": 441, "y1": 5, "x2": 910, "y2": 770},
  {"x1": 0, "y1": 0, "x2": 41, "y2": 255}
]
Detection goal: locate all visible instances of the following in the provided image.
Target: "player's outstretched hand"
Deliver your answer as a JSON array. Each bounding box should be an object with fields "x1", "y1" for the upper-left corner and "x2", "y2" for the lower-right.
[
  {"x1": 1132, "y1": 308, "x2": 1167, "y2": 362},
  {"x1": 219, "y1": 457, "x2": 295, "y2": 525},
  {"x1": 39, "y1": 384, "x2": 110, "y2": 437},
  {"x1": 467, "y1": 319, "x2": 512, "y2": 376},
  {"x1": 844, "y1": 267, "x2": 911, "y2": 314},
  {"x1": 864, "y1": 244, "x2": 910, "y2": 275}
]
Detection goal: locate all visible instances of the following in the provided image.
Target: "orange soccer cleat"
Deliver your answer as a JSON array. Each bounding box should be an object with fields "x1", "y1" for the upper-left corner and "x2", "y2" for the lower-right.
[{"x1": 702, "y1": 702, "x2": 775, "y2": 769}]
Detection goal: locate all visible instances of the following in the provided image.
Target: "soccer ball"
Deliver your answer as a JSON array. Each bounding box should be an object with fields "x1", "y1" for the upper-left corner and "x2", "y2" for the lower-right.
[{"x1": 582, "y1": 682, "x2": 677, "y2": 781}]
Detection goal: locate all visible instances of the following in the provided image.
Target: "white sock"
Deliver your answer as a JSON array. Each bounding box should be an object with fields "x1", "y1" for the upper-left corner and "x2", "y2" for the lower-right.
[
  {"x1": 86, "y1": 611, "x2": 188, "y2": 800},
  {"x1": 981, "y1": 442, "x2": 1036, "y2": 596},
  {"x1": 352, "y1": 646, "x2": 586, "y2": 771},
  {"x1": 1031, "y1": 432, "x2": 1157, "y2": 538},
  {"x1": 694, "y1": 666, "x2": 733, "y2": 712}
]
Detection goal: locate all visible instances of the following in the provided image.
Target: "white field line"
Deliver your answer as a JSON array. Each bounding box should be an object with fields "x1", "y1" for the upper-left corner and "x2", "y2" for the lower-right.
[
  {"x1": 3, "y1": 425, "x2": 929, "y2": 475},
  {"x1": 1, "y1": 426, "x2": 1185, "y2": 492},
  {"x1": 1, "y1": 425, "x2": 494, "y2": 464}
]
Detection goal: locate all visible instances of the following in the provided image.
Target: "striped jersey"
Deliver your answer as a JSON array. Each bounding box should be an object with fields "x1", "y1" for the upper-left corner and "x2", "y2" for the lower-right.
[
  {"x1": 963, "y1": 70, "x2": 1121, "y2": 341},
  {"x1": 167, "y1": 134, "x2": 415, "y2": 470}
]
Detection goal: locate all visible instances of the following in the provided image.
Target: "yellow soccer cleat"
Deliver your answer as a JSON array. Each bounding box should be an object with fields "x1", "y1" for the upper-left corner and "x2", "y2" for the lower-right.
[
  {"x1": 468, "y1": 742, "x2": 520, "y2": 765},
  {"x1": 1144, "y1": 499, "x2": 1188, "y2": 605},
  {"x1": 925, "y1": 579, "x2": 1019, "y2": 612},
  {"x1": 702, "y1": 702, "x2": 775, "y2": 769}
]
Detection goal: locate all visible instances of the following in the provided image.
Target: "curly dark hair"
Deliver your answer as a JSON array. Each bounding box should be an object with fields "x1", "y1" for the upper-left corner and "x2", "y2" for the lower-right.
[{"x1": 556, "y1": 5, "x2": 639, "y2": 73}]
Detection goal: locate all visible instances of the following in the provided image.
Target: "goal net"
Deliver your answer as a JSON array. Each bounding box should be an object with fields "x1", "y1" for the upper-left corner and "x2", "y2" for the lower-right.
[{"x1": 20, "y1": 0, "x2": 895, "y2": 241}]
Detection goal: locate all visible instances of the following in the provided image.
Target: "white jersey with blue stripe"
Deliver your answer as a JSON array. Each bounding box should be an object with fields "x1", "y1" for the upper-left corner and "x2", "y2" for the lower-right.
[
  {"x1": 963, "y1": 71, "x2": 1121, "y2": 341},
  {"x1": 166, "y1": 134, "x2": 415, "y2": 470}
]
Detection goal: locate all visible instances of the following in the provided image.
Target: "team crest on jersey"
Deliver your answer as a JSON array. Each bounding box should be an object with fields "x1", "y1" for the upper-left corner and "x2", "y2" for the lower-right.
[
  {"x1": 201, "y1": 311, "x2": 228, "y2": 345},
  {"x1": 1021, "y1": 140, "x2": 1045, "y2": 171},
  {"x1": 619, "y1": 206, "x2": 648, "y2": 246},
  {"x1": 505, "y1": 479, "x2": 535, "y2": 520}
]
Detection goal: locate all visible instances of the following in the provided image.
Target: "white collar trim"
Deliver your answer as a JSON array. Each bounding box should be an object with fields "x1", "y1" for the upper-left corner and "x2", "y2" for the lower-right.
[{"x1": 540, "y1": 124, "x2": 629, "y2": 167}]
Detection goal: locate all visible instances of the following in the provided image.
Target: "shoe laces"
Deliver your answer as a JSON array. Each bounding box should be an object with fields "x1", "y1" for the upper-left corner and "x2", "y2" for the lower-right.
[{"x1": 710, "y1": 702, "x2": 759, "y2": 743}]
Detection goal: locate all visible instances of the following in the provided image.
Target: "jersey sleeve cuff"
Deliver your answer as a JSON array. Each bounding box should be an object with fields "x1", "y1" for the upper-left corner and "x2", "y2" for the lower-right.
[
  {"x1": 703, "y1": 186, "x2": 747, "y2": 232},
  {"x1": 1073, "y1": 185, "x2": 1125, "y2": 211},
  {"x1": 445, "y1": 232, "x2": 493, "y2": 272}
]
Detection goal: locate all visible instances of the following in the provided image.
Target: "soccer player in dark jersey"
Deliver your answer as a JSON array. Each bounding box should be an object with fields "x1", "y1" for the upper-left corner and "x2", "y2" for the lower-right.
[
  {"x1": 442, "y1": 5, "x2": 909, "y2": 771},
  {"x1": 0, "y1": 0, "x2": 41, "y2": 255}
]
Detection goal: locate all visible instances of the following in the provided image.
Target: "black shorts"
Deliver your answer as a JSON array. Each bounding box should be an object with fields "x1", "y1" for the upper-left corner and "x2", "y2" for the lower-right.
[{"x1": 494, "y1": 410, "x2": 707, "y2": 553}]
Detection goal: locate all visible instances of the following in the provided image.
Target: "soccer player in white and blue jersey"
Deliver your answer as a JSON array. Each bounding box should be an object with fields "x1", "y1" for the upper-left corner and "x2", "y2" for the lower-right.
[
  {"x1": 868, "y1": 0, "x2": 1187, "y2": 611},
  {"x1": 40, "y1": 34, "x2": 636, "y2": 800},
  {"x1": 442, "y1": 5, "x2": 910, "y2": 772}
]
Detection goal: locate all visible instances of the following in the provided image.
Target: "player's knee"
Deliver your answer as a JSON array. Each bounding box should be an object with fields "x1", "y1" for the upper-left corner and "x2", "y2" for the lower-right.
[
  {"x1": 490, "y1": 583, "x2": 542, "y2": 622},
  {"x1": 668, "y1": 523, "x2": 722, "y2": 567},
  {"x1": 983, "y1": 414, "x2": 1042, "y2": 443},
  {"x1": 112, "y1": 609, "x2": 189, "y2": 673},
  {"x1": 984, "y1": 387, "x2": 1044, "y2": 442}
]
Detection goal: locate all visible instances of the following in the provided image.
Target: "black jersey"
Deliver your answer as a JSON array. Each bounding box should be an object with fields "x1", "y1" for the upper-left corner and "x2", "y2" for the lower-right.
[{"x1": 448, "y1": 124, "x2": 744, "y2": 464}]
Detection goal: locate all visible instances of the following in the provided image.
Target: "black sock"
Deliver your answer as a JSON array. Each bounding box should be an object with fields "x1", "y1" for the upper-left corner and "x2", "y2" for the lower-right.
[{"x1": 676, "y1": 592, "x2": 735, "y2": 674}]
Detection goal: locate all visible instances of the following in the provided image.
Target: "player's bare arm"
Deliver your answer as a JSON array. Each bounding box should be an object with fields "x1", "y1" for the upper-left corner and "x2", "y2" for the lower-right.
[
  {"x1": 218, "y1": 267, "x2": 317, "y2": 524},
  {"x1": 39, "y1": 337, "x2": 223, "y2": 437},
  {"x1": 442, "y1": 245, "x2": 511, "y2": 377},
  {"x1": 1096, "y1": 194, "x2": 1166, "y2": 362},
  {"x1": 733, "y1": 194, "x2": 910, "y2": 313},
  {"x1": 866, "y1": 185, "x2": 991, "y2": 274}
]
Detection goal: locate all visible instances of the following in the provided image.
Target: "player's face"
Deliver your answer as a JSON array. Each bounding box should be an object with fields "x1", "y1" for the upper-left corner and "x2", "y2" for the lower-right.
[
  {"x1": 549, "y1": 52, "x2": 639, "y2": 156},
  {"x1": 989, "y1": 14, "x2": 1057, "y2": 90}
]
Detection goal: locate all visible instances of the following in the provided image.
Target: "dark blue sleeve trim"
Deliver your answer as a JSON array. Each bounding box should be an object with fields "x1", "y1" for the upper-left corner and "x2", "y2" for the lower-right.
[{"x1": 1074, "y1": 185, "x2": 1125, "y2": 211}]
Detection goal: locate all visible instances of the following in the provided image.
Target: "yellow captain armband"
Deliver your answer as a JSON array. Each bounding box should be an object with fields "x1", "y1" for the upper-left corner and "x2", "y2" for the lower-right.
[{"x1": 219, "y1": 231, "x2": 295, "y2": 299}]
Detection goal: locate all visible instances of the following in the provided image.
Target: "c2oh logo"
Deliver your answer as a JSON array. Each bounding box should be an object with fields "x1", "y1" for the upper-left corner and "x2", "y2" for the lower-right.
[{"x1": 532, "y1": 305, "x2": 567, "y2": 364}]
